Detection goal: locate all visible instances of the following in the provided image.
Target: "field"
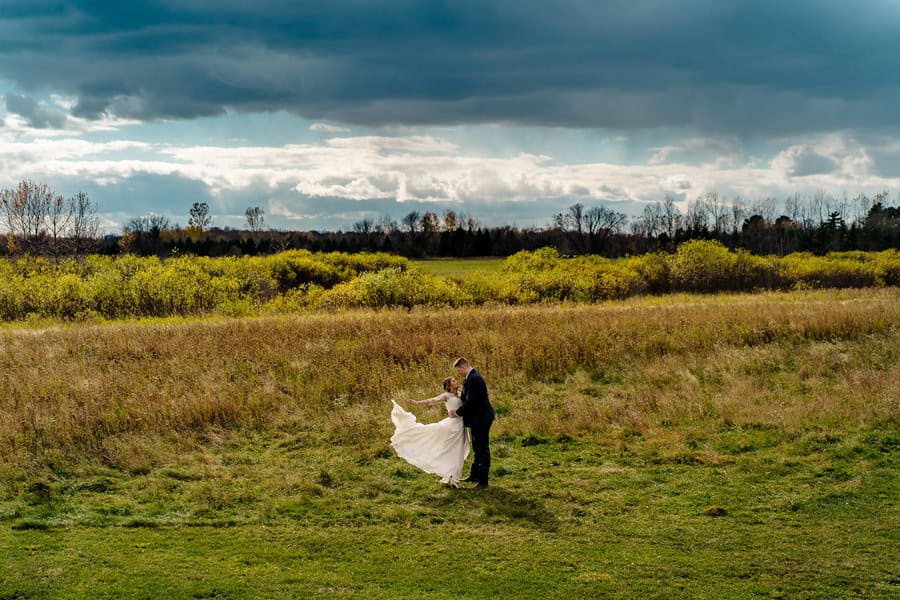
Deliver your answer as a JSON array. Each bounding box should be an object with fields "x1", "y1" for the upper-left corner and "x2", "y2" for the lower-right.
[
  {"x1": 1, "y1": 288, "x2": 898, "y2": 598},
  {"x1": 413, "y1": 257, "x2": 506, "y2": 276}
]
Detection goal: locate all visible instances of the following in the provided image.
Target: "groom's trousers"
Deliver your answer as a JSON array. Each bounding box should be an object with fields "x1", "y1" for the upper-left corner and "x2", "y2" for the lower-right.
[{"x1": 468, "y1": 422, "x2": 493, "y2": 485}]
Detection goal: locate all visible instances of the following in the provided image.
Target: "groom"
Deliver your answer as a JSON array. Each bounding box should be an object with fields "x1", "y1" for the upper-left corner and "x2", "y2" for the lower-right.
[{"x1": 449, "y1": 357, "x2": 495, "y2": 489}]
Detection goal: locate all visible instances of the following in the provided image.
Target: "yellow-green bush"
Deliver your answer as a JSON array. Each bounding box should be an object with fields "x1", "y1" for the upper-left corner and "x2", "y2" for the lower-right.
[
  {"x1": 778, "y1": 252, "x2": 877, "y2": 289},
  {"x1": 668, "y1": 239, "x2": 738, "y2": 291},
  {"x1": 872, "y1": 249, "x2": 900, "y2": 286},
  {"x1": 625, "y1": 253, "x2": 670, "y2": 294},
  {"x1": 0, "y1": 250, "x2": 409, "y2": 321},
  {"x1": 319, "y1": 268, "x2": 467, "y2": 309},
  {"x1": 501, "y1": 248, "x2": 640, "y2": 302},
  {"x1": 0, "y1": 245, "x2": 897, "y2": 322},
  {"x1": 588, "y1": 264, "x2": 647, "y2": 300}
]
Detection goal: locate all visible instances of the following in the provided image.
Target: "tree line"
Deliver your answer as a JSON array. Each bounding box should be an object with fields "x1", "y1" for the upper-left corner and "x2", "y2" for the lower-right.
[
  {"x1": 1, "y1": 180, "x2": 898, "y2": 259},
  {"x1": 0, "y1": 180, "x2": 101, "y2": 261}
]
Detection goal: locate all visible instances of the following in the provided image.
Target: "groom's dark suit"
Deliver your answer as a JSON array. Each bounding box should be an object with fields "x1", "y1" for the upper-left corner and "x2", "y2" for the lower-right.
[{"x1": 455, "y1": 369, "x2": 495, "y2": 486}]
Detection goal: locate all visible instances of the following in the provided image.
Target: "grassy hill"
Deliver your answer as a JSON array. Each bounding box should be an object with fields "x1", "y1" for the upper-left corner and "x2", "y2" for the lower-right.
[{"x1": 1, "y1": 289, "x2": 897, "y2": 598}]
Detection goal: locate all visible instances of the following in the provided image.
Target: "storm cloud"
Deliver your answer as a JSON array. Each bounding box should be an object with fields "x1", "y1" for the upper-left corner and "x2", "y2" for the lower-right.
[
  {"x1": 1, "y1": 0, "x2": 899, "y2": 134},
  {"x1": 4, "y1": 92, "x2": 69, "y2": 128}
]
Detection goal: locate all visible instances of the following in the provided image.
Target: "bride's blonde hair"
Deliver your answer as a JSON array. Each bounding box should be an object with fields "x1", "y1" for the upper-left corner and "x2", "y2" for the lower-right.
[{"x1": 442, "y1": 376, "x2": 454, "y2": 393}]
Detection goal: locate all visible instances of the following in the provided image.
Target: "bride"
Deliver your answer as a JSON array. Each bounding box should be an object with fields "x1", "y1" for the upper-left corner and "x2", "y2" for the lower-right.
[{"x1": 390, "y1": 376, "x2": 469, "y2": 487}]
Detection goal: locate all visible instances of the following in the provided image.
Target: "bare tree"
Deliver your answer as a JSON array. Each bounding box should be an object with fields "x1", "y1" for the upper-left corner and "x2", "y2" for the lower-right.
[
  {"x1": 245, "y1": 206, "x2": 265, "y2": 232},
  {"x1": 832, "y1": 192, "x2": 850, "y2": 227},
  {"x1": 554, "y1": 203, "x2": 585, "y2": 233},
  {"x1": 70, "y1": 191, "x2": 101, "y2": 259},
  {"x1": 352, "y1": 218, "x2": 374, "y2": 234},
  {"x1": 126, "y1": 214, "x2": 170, "y2": 236},
  {"x1": 553, "y1": 203, "x2": 587, "y2": 252},
  {"x1": 785, "y1": 193, "x2": 803, "y2": 224},
  {"x1": 661, "y1": 194, "x2": 682, "y2": 238},
  {"x1": 188, "y1": 202, "x2": 212, "y2": 231},
  {"x1": 730, "y1": 198, "x2": 747, "y2": 235},
  {"x1": 0, "y1": 180, "x2": 54, "y2": 254},
  {"x1": 851, "y1": 192, "x2": 874, "y2": 227},
  {"x1": 749, "y1": 197, "x2": 777, "y2": 224},
  {"x1": 124, "y1": 214, "x2": 171, "y2": 254},
  {"x1": 811, "y1": 190, "x2": 830, "y2": 225},
  {"x1": 21, "y1": 181, "x2": 52, "y2": 248},
  {"x1": 401, "y1": 211, "x2": 421, "y2": 238},
  {"x1": 149, "y1": 214, "x2": 171, "y2": 237},
  {"x1": 630, "y1": 216, "x2": 650, "y2": 238},
  {"x1": 700, "y1": 192, "x2": 729, "y2": 234},
  {"x1": 1, "y1": 183, "x2": 102, "y2": 258},
  {"x1": 46, "y1": 192, "x2": 72, "y2": 263},
  {"x1": 376, "y1": 214, "x2": 398, "y2": 235},
  {"x1": 636, "y1": 202, "x2": 664, "y2": 238},
  {"x1": 459, "y1": 212, "x2": 480, "y2": 232},
  {"x1": 584, "y1": 205, "x2": 627, "y2": 252},
  {"x1": 0, "y1": 186, "x2": 25, "y2": 254},
  {"x1": 555, "y1": 203, "x2": 626, "y2": 253},
  {"x1": 685, "y1": 197, "x2": 709, "y2": 231}
]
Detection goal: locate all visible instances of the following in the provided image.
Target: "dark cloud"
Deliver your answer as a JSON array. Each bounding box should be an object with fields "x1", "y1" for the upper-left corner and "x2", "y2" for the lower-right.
[
  {"x1": 0, "y1": 1, "x2": 898, "y2": 133},
  {"x1": 4, "y1": 92, "x2": 69, "y2": 128},
  {"x1": 779, "y1": 146, "x2": 840, "y2": 177}
]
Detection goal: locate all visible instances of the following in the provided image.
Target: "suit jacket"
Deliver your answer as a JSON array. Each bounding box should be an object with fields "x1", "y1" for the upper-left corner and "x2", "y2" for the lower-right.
[{"x1": 456, "y1": 369, "x2": 495, "y2": 428}]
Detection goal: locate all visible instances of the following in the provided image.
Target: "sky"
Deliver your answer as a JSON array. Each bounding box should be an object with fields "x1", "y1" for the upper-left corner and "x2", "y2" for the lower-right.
[{"x1": 1, "y1": 0, "x2": 899, "y2": 232}]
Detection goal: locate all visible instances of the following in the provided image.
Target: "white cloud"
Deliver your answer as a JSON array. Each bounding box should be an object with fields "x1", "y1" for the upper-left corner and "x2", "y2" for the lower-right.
[
  {"x1": 49, "y1": 94, "x2": 77, "y2": 111},
  {"x1": 648, "y1": 137, "x2": 742, "y2": 167},
  {"x1": 1, "y1": 129, "x2": 898, "y2": 226},
  {"x1": 770, "y1": 134, "x2": 877, "y2": 180},
  {"x1": 2, "y1": 108, "x2": 141, "y2": 138},
  {"x1": 771, "y1": 145, "x2": 839, "y2": 177}
]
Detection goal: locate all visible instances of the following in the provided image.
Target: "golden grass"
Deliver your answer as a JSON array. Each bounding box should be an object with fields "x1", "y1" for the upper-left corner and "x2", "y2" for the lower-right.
[{"x1": 0, "y1": 288, "x2": 898, "y2": 474}]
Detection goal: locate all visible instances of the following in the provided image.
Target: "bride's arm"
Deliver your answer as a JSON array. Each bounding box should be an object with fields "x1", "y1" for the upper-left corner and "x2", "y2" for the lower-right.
[{"x1": 410, "y1": 392, "x2": 448, "y2": 405}]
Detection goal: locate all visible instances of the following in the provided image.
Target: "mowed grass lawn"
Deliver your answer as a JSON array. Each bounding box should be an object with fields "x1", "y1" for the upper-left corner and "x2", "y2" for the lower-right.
[{"x1": 0, "y1": 289, "x2": 898, "y2": 598}]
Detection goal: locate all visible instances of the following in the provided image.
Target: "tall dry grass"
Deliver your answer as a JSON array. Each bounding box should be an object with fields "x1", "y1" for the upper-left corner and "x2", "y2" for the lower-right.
[{"x1": 0, "y1": 289, "x2": 897, "y2": 473}]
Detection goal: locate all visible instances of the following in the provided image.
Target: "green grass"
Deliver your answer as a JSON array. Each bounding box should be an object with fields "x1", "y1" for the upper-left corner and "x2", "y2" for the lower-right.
[
  {"x1": 0, "y1": 290, "x2": 898, "y2": 598},
  {"x1": 412, "y1": 257, "x2": 506, "y2": 276},
  {"x1": 1, "y1": 423, "x2": 896, "y2": 598}
]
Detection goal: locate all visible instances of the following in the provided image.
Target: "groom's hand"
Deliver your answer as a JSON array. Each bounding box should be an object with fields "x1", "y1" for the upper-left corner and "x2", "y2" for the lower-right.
[{"x1": 449, "y1": 409, "x2": 458, "y2": 418}]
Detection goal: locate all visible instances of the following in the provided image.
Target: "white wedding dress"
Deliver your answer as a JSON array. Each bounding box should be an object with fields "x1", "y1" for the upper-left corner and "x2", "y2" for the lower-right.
[{"x1": 390, "y1": 393, "x2": 469, "y2": 486}]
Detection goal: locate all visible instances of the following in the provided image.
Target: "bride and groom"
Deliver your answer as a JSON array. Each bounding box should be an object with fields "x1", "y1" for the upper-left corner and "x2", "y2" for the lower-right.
[{"x1": 390, "y1": 358, "x2": 495, "y2": 489}]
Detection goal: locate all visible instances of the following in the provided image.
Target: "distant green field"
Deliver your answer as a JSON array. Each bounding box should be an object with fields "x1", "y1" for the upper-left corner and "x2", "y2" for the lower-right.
[{"x1": 412, "y1": 257, "x2": 506, "y2": 276}]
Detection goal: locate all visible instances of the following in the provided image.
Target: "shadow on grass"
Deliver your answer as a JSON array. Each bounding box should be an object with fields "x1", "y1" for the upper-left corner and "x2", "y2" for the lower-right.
[{"x1": 434, "y1": 486, "x2": 560, "y2": 532}]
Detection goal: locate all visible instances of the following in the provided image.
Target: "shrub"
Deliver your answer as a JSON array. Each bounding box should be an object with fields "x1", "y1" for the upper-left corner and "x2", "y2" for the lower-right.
[
  {"x1": 626, "y1": 253, "x2": 670, "y2": 294},
  {"x1": 320, "y1": 268, "x2": 467, "y2": 309},
  {"x1": 0, "y1": 246, "x2": 897, "y2": 322},
  {"x1": 778, "y1": 253, "x2": 876, "y2": 289},
  {"x1": 668, "y1": 240, "x2": 737, "y2": 292}
]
